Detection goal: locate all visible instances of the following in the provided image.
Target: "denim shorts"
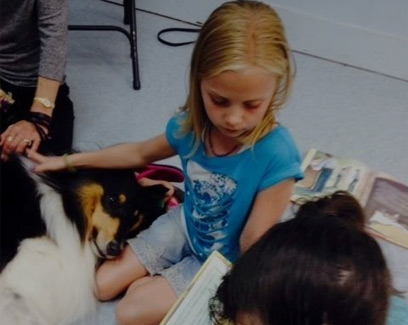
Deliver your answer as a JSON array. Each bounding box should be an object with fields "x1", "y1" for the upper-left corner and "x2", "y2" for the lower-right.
[{"x1": 127, "y1": 205, "x2": 203, "y2": 296}]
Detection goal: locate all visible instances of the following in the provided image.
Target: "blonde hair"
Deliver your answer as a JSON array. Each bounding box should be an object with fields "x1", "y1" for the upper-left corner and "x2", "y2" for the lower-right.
[{"x1": 179, "y1": 1, "x2": 294, "y2": 153}]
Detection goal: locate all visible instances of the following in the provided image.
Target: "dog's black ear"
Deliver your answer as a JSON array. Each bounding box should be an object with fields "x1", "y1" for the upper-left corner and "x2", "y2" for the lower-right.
[
  {"x1": 15, "y1": 155, "x2": 46, "y2": 188},
  {"x1": 140, "y1": 184, "x2": 170, "y2": 199},
  {"x1": 16, "y1": 155, "x2": 68, "y2": 193},
  {"x1": 16, "y1": 154, "x2": 36, "y2": 173},
  {"x1": 132, "y1": 184, "x2": 170, "y2": 233},
  {"x1": 16, "y1": 155, "x2": 44, "y2": 191}
]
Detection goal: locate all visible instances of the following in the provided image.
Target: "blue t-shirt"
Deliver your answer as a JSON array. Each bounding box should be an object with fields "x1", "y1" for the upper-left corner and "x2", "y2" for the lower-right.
[
  {"x1": 166, "y1": 115, "x2": 303, "y2": 262},
  {"x1": 387, "y1": 296, "x2": 408, "y2": 325}
]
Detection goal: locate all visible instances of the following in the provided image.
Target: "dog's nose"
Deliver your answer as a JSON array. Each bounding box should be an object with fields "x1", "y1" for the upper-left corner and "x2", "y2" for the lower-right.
[{"x1": 107, "y1": 241, "x2": 121, "y2": 256}]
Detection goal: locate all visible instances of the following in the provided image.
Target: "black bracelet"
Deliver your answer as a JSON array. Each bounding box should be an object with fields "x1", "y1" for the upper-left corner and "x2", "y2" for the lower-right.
[
  {"x1": 27, "y1": 112, "x2": 52, "y2": 126},
  {"x1": 24, "y1": 112, "x2": 52, "y2": 142}
]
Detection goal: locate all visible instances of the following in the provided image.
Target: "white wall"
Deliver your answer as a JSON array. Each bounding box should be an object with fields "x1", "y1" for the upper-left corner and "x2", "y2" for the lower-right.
[{"x1": 137, "y1": 0, "x2": 408, "y2": 80}]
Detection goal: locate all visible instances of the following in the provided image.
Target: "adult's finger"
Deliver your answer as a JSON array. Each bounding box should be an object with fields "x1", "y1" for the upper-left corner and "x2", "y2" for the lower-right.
[{"x1": 1, "y1": 132, "x2": 19, "y2": 157}]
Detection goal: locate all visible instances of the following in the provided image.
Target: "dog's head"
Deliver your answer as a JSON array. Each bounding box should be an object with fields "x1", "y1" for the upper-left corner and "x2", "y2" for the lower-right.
[
  {"x1": 70, "y1": 169, "x2": 169, "y2": 259},
  {"x1": 20, "y1": 157, "x2": 169, "y2": 259}
]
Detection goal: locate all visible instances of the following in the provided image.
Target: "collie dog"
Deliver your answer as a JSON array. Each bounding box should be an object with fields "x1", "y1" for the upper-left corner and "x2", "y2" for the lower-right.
[{"x1": 0, "y1": 156, "x2": 170, "y2": 325}]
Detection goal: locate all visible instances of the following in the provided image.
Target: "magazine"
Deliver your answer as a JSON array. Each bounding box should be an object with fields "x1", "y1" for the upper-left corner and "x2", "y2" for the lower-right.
[
  {"x1": 292, "y1": 148, "x2": 408, "y2": 249},
  {"x1": 160, "y1": 251, "x2": 231, "y2": 325}
]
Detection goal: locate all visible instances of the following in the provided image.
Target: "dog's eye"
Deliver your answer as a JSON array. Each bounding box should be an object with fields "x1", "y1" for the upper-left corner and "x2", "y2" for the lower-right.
[{"x1": 106, "y1": 195, "x2": 119, "y2": 208}]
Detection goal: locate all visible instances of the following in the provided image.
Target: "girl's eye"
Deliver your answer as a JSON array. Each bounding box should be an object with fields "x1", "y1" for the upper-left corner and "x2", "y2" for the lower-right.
[
  {"x1": 211, "y1": 96, "x2": 229, "y2": 107},
  {"x1": 245, "y1": 102, "x2": 261, "y2": 109}
]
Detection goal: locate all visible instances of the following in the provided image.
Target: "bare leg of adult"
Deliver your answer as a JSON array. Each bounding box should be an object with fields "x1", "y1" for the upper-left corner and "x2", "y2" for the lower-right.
[
  {"x1": 116, "y1": 275, "x2": 177, "y2": 325},
  {"x1": 95, "y1": 245, "x2": 148, "y2": 301}
]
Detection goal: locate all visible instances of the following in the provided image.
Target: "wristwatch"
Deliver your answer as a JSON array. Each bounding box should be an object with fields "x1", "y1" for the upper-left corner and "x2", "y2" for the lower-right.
[{"x1": 33, "y1": 97, "x2": 55, "y2": 109}]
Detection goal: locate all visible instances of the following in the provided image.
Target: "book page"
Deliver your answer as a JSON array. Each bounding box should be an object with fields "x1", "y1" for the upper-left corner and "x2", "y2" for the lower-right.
[
  {"x1": 160, "y1": 251, "x2": 231, "y2": 325},
  {"x1": 292, "y1": 149, "x2": 370, "y2": 202},
  {"x1": 293, "y1": 149, "x2": 408, "y2": 249},
  {"x1": 363, "y1": 176, "x2": 408, "y2": 248}
]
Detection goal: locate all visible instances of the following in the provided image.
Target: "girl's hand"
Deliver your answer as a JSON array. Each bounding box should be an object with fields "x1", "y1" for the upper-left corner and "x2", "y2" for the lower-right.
[
  {"x1": 0, "y1": 121, "x2": 43, "y2": 161},
  {"x1": 27, "y1": 151, "x2": 67, "y2": 173}
]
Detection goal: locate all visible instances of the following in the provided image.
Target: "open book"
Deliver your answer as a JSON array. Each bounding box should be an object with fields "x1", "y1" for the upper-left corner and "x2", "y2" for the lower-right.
[
  {"x1": 160, "y1": 251, "x2": 231, "y2": 325},
  {"x1": 292, "y1": 148, "x2": 408, "y2": 249}
]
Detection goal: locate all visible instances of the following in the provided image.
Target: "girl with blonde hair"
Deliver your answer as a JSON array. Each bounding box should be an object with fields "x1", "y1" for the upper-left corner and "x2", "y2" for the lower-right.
[{"x1": 29, "y1": 1, "x2": 303, "y2": 324}]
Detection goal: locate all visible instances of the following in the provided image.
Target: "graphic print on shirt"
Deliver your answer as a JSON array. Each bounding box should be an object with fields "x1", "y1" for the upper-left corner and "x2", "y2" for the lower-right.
[{"x1": 186, "y1": 161, "x2": 237, "y2": 255}]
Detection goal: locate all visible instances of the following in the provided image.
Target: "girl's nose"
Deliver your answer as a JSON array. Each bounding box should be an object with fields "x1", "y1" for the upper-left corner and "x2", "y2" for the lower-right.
[{"x1": 225, "y1": 108, "x2": 242, "y2": 127}]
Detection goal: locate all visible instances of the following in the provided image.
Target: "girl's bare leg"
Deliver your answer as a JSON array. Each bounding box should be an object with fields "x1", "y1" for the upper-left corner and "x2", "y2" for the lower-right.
[
  {"x1": 95, "y1": 245, "x2": 148, "y2": 301},
  {"x1": 116, "y1": 275, "x2": 177, "y2": 325}
]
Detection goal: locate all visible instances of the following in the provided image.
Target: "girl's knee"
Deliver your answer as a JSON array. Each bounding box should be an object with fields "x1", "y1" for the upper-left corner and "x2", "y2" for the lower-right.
[
  {"x1": 94, "y1": 273, "x2": 111, "y2": 301},
  {"x1": 115, "y1": 295, "x2": 147, "y2": 325},
  {"x1": 94, "y1": 262, "x2": 122, "y2": 301},
  {"x1": 115, "y1": 277, "x2": 177, "y2": 325},
  {"x1": 95, "y1": 247, "x2": 146, "y2": 301}
]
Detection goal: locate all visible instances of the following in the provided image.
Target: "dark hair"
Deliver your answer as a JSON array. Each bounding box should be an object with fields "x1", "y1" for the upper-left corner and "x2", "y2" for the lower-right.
[
  {"x1": 210, "y1": 191, "x2": 391, "y2": 325},
  {"x1": 295, "y1": 190, "x2": 366, "y2": 230}
]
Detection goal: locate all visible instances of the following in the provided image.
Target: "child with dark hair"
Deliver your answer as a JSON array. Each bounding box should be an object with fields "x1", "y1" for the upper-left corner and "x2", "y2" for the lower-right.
[{"x1": 210, "y1": 191, "x2": 408, "y2": 325}]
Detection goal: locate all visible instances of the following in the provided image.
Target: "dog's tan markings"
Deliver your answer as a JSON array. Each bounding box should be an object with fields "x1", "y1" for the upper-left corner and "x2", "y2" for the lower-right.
[
  {"x1": 119, "y1": 194, "x2": 126, "y2": 204},
  {"x1": 79, "y1": 183, "x2": 103, "y2": 225},
  {"x1": 78, "y1": 183, "x2": 119, "y2": 242},
  {"x1": 92, "y1": 204, "x2": 120, "y2": 242}
]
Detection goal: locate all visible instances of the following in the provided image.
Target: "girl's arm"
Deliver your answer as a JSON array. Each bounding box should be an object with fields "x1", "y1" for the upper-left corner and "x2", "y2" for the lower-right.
[
  {"x1": 239, "y1": 179, "x2": 295, "y2": 253},
  {"x1": 29, "y1": 133, "x2": 176, "y2": 173}
]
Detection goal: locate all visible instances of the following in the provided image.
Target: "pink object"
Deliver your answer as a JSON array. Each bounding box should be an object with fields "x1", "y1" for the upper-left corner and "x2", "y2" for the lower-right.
[
  {"x1": 135, "y1": 163, "x2": 184, "y2": 183},
  {"x1": 135, "y1": 164, "x2": 184, "y2": 210},
  {"x1": 166, "y1": 197, "x2": 181, "y2": 209}
]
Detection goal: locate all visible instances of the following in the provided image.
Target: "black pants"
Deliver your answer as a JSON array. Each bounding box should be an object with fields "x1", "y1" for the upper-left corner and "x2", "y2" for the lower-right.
[{"x1": 0, "y1": 79, "x2": 75, "y2": 267}]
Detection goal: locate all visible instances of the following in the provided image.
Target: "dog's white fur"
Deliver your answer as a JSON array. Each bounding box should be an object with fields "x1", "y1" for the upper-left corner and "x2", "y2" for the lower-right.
[{"x1": 0, "y1": 160, "x2": 98, "y2": 325}]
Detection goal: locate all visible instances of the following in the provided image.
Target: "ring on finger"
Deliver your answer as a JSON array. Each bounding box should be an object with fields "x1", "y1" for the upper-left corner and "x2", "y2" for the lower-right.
[{"x1": 22, "y1": 139, "x2": 33, "y2": 147}]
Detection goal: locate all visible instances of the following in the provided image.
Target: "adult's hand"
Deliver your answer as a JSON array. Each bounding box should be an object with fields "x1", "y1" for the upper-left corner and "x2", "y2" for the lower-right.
[{"x1": 0, "y1": 120, "x2": 43, "y2": 161}]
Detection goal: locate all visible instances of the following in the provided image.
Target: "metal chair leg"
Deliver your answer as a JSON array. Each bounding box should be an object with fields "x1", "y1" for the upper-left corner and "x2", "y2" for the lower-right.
[
  {"x1": 68, "y1": 0, "x2": 141, "y2": 90},
  {"x1": 123, "y1": 0, "x2": 130, "y2": 24},
  {"x1": 127, "y1": 0, "x2": 141, "y2": 90}
]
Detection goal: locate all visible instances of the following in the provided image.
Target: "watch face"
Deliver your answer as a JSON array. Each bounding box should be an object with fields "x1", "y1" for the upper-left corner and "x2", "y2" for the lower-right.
[
  {"x1": 43, "y1": 99, "x2": 52, "y2": 107},
  {"x1": 34, "y1": 97, "x2": 54, "y2": 109}
]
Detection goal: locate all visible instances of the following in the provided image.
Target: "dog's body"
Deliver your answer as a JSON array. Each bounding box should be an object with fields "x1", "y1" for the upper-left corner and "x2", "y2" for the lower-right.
[
  {"x1": 0, "y1": 156, "x2": 169, "y2": 324},
  {"x1": 0, "y1": 236, "x2": 97, "y2": 325}
]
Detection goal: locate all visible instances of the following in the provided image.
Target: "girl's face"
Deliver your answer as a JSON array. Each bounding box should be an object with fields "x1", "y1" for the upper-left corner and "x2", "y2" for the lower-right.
[{"x1": 201, "y1": 66, "x2": 278, "y2": 140}]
